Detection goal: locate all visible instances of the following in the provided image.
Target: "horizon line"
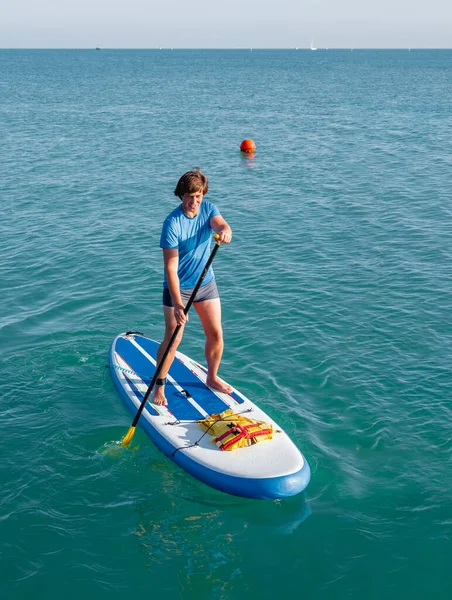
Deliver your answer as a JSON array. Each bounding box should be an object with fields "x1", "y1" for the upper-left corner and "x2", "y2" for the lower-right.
[{"x1": 1, "y1": 47, "x2": 451, "y2": 51}]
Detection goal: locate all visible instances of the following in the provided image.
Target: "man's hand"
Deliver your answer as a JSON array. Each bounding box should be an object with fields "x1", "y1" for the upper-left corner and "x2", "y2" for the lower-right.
[
  {"x1": 216, "y1": 229, "x2": 232, "y2": 244},
  {"x1": 174, "y1": 304, "x2": 188, "y2": 326},
  {"x1": 210, "y1": 215, "x2": 232, "y2": 244}
]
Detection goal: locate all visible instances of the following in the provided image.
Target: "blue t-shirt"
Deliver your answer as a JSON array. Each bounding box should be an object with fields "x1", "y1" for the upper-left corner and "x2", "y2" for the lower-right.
[{"x1": 160, "y1": 201, "x2": 220, "y2": 290}]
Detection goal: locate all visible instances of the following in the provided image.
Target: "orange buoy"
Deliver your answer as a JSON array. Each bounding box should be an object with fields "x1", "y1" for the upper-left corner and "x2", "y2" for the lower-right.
[{"x1": 240, "y1": 139, "x2": 256, "y2": 153}]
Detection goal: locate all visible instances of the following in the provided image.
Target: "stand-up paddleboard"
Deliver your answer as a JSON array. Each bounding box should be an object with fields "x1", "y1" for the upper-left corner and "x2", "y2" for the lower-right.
[{"x1": 109, "y1": 332, "x2": 310, "y2": 499}]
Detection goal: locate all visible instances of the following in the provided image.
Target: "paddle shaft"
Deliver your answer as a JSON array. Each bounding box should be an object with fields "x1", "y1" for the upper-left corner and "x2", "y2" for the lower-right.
[{"x1": 130, "y1": 239, "x2": 221, "y2": 428}]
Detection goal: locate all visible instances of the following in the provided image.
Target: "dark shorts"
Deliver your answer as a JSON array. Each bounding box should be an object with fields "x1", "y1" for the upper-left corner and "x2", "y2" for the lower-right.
[{"x1": 163, "y1": 279, "x2": 219, "y2": 307}]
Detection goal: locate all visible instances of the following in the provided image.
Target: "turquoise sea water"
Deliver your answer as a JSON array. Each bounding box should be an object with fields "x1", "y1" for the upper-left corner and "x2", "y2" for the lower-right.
[{"x1": 1, "y1": 49, "x2": 452, "y2": 598}]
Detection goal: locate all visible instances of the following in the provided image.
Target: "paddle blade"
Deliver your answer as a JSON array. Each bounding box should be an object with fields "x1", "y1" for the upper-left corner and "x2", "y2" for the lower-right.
[{"x1": 121, "y1": 425, "x2": 136, "y2": 447}]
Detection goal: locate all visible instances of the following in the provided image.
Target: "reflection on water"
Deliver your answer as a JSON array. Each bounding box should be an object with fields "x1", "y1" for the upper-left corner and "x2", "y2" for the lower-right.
[
  {"x1": 240, "y1": 152, "x2": 257, "y2": 168},
  {"x1": 133, "y1": 490, "x2": 311, "y2": 598}
]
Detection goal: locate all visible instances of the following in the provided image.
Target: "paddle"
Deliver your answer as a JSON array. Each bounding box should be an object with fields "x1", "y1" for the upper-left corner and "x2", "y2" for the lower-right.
[{"x1": 121, "y1": 234, "x2": 222, "y2": 447}]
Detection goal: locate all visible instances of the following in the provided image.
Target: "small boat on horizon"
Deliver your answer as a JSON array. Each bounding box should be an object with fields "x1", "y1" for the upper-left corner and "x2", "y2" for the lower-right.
[{"x1": 310, "y1": 40, "x2": 317, "y2": 51}]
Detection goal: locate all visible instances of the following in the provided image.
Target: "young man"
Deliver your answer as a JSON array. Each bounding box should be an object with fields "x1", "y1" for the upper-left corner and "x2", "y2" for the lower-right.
[{"x1": 152, "y1": 169, "x2": 232, "y2": 406}]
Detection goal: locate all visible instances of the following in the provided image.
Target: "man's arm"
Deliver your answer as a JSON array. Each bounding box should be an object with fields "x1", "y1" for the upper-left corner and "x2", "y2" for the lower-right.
[
  {"x1": 210, "y1": 215, "x2": 232, "y2": 244},
  {"x1": 163, "y1": 248, "x2": 187, "y2": 325}
]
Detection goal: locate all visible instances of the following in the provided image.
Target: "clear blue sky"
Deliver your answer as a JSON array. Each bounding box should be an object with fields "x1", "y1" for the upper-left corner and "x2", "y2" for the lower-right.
[{"x1": 1, "y1": 0, "x2": 451, "y2": 48}]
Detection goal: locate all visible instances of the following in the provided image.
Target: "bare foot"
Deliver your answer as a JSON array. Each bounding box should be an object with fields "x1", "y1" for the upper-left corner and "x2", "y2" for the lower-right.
[
  {"x1": 206, "y1": 376, "x2": 233, "y2": 394},
  {"x1": 152, "y1": 389, "x2": 168, "y2": 406}
]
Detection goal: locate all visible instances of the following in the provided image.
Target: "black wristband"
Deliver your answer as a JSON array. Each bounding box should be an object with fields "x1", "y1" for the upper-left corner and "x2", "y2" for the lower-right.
[{"x1": 156, "y1": 377, "x2": 167, "y2": 386}]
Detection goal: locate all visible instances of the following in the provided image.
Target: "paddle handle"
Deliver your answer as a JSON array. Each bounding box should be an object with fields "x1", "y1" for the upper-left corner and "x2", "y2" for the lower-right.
[{"x1": 130, "y1": 236, "x2": 221, "y2": 427}]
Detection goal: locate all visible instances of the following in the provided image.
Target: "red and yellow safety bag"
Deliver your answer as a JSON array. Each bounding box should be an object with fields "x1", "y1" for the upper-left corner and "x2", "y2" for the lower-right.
[{"x1": 198, "y1": 409, "x2": 273, "y2": 451}]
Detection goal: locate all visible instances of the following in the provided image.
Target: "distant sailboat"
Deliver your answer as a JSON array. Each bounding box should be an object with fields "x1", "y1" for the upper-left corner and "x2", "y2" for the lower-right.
[{"x1": 310, "y1": 40, "x2": 317, "y2": 51}]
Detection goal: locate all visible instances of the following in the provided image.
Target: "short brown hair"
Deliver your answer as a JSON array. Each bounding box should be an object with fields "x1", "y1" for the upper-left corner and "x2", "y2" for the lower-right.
[{"x1": 174, "y1": 169, "x2": 209, "y2": 199}]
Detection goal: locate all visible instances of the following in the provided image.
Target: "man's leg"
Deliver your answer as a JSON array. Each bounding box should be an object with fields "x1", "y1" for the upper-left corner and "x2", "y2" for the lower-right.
[
  {"x1": 194, "y1": 298, "x2": 232, "y2": 394},
  {"x1": 152, "y1": 306, "x2": 184, "y2": 406}
]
